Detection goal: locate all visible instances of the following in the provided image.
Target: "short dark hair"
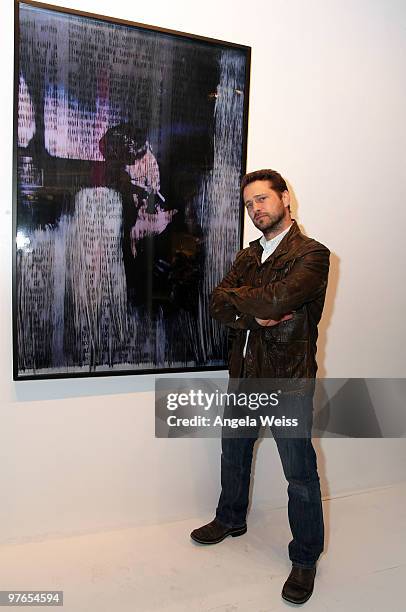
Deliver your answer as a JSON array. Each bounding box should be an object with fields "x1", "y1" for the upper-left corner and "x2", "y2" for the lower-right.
[
  {"x1": 99, "y1": 123, "x2": 148, "y2": 161},
  {"x1": 240, "y1": 169, "x2": 289, "y2": 199}
]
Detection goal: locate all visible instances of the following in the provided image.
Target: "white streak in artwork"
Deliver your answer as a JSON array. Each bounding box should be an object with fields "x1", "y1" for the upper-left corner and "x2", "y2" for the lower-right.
[
  {"x1": 194, "y1": 51, "x2": 246, "y2": 359},
  {"x1": 18, "y1": 75, "x2": 36, "y2": 147},
  {"x1": 52, "y1": 218, "x2": 67, "y2": 365},
  {"x1": 16, "y1": 231, "x2": 32, "y2": 252},
  {"x1": 17, "y1": 228, "x2": 56, "y2": 372},
  {"x1": 65, "y1": 187, "x2": 128, "y2": 367},
  {"x1": 17, "y1": 188, "x2": 129, "y2": 371}
]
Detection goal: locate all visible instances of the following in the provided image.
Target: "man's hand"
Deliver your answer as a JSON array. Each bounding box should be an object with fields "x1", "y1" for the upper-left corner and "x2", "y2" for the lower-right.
[
  {"x1": 255, "y1": 313, "x2": 293, "y2": 327},
  {"x1": 130, "y1": 202, "x2": 178, "y2": 256}
]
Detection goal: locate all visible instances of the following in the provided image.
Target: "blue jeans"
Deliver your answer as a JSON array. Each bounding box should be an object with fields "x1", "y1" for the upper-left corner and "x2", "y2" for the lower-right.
[{"x1": 215, "y1": 395, "x2": 324, "y2": 569}]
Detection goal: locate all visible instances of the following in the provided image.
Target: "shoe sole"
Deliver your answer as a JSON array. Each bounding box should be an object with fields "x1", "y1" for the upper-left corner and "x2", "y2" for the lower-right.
[
  {"x1": 190, "y1": 525, "x2": 247, "y2": 545},
  {"x1": 281, "y1": 589, "x2": 314, "y2": 605}
]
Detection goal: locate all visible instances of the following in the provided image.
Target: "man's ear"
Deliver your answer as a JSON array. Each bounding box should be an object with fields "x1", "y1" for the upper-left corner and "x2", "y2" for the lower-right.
[{"x1": 282, "y1": 190, "x2": 290, "y2": 209}]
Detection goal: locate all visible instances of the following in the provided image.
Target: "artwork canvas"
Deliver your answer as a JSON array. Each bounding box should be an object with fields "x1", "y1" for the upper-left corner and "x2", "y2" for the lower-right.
[{"x1": 13, "y1": 0, "x2": 250, "y2": 379}]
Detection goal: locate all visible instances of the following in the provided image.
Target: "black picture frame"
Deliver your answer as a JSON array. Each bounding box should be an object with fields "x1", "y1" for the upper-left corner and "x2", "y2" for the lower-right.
[{"x1": 13, "y1": 0, "x2": 250, "y2": 380}]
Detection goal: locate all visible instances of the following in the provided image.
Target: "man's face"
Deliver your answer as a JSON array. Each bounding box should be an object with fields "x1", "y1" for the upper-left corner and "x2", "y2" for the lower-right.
[
  {"x1": 243, "y1": 180, "x2": 290, "y2": 233},
  {"x1": 126, "y1": 137, "x2": 148, "y2": 161}
]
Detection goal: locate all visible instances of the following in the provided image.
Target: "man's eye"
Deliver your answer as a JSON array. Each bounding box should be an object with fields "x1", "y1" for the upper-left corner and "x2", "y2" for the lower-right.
[{"x1": 245, "y1": 203, "x2": 252, "y2": 209}]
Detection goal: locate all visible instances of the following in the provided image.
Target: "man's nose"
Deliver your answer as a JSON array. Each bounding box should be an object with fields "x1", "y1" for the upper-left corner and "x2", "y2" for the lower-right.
[{"x1": 252, "y1": 200, "x2": 262, "y2": 212}]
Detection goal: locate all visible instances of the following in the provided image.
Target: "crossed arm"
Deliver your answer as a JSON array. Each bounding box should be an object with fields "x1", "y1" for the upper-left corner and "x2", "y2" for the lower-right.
[{"x1": 209, "y1": 245, "x2": 330, "y2": 328}]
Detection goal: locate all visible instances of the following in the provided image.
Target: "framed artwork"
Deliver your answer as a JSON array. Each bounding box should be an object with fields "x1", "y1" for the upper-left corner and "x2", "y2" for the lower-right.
[{"x1": 13, "y1": 0, "x2": 250, "y2": 380}]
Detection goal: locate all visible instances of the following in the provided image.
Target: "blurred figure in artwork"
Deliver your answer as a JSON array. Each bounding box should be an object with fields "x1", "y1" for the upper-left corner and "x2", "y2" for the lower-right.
[
  {"x1": 98, "y1": 123, "x2": 176, "y2": 250},
  {"x1": 98, "y1": 123, "x2": 202, "y2": 316}
]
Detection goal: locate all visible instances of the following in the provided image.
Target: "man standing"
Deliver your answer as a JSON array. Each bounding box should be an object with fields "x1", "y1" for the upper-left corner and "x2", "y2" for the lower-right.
[{"x1": 190, "y1": 169, "x2": 330, "y2": 605}]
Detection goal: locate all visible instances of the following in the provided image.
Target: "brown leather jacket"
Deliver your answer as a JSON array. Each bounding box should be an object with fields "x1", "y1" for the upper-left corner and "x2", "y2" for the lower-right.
[{"x1": 209, "y1": 220, "x2": 330, "y2": 379}]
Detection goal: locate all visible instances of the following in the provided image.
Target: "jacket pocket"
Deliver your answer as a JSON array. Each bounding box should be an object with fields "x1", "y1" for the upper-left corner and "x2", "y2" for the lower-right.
[{"x1": 266, "y1": 258, "x2": 297, "y2": 281}]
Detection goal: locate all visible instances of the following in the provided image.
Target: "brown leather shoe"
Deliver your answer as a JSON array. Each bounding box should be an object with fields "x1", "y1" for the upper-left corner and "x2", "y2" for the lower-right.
[
  {"x1": 190, "y1": 518, "x2": 247, "y2": 544},
  {"x1": 281, "y1": 565, "x2": 316, "y2": 604}
]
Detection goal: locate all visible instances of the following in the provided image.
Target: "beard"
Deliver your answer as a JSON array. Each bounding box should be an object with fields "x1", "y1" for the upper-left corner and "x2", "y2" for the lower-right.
[{"x1": 252, "y1": 207, "x2": 285, "y2": 233}]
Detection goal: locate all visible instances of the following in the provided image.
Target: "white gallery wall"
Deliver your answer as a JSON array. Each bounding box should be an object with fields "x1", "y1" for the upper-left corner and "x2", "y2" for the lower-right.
[{"x1": 1, "y1": 0, "x2": 405, "y2": 544}]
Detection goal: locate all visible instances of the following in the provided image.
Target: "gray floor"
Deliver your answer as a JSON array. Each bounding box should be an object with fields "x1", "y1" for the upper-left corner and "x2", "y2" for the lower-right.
[{"x1": 1, "y1": 482, "x2": 405, "y2": 611}]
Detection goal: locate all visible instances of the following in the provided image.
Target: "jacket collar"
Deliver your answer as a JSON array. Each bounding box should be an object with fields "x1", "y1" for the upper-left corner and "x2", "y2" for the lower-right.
[{"x1": 248, "y1": 219, "x2": 300, "y2": 265}]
